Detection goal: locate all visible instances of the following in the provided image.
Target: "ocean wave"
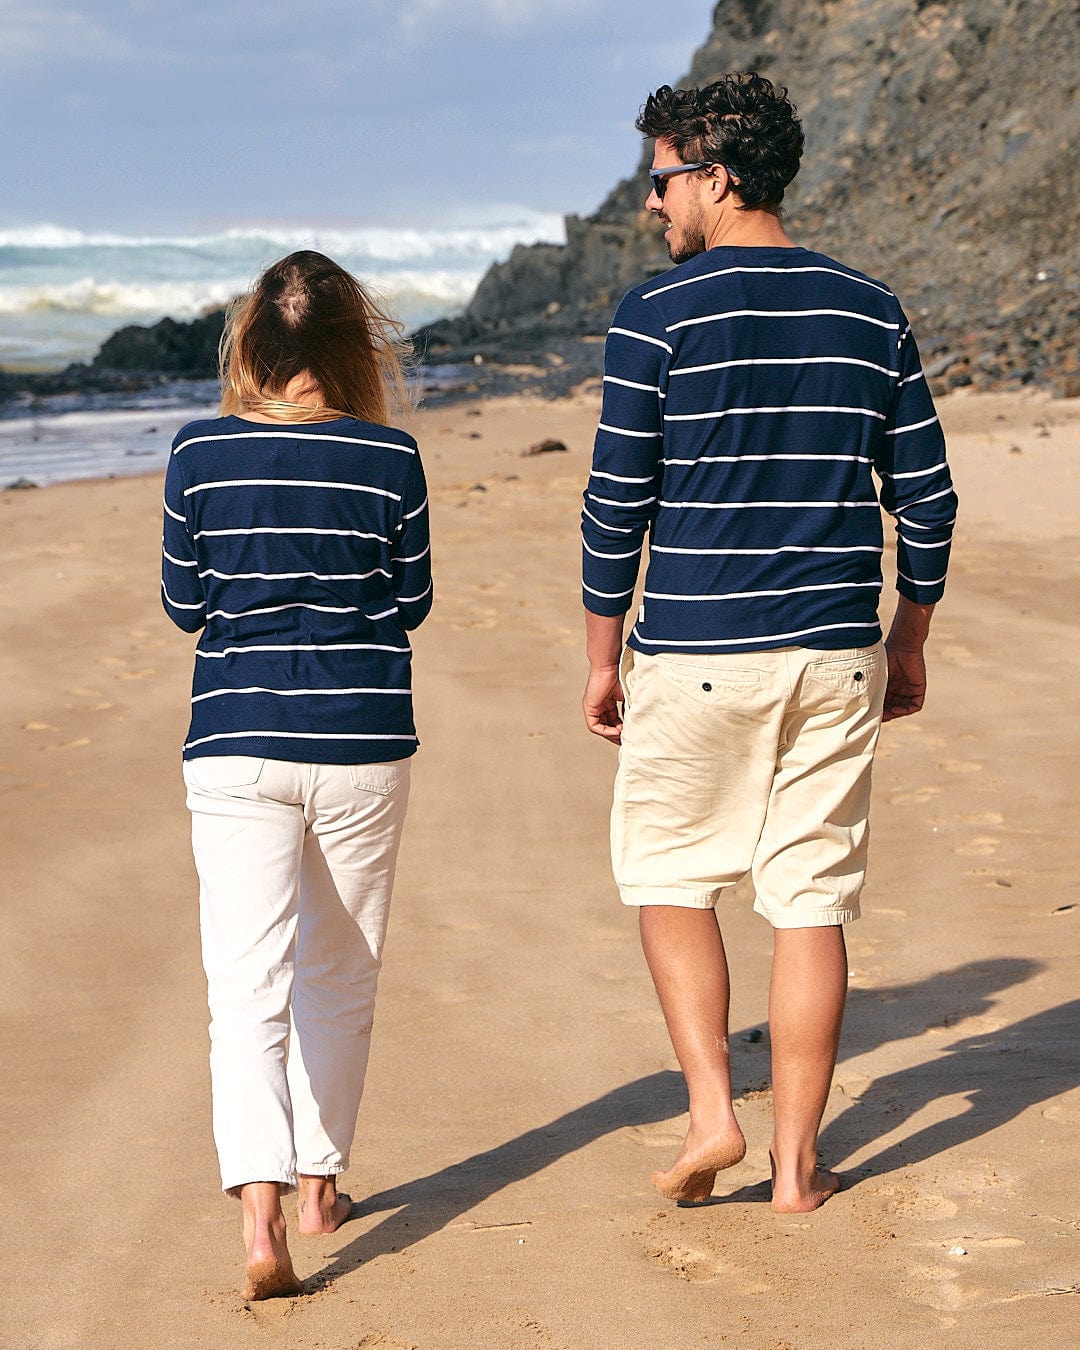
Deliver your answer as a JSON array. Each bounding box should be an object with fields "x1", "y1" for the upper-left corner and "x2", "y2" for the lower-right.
[
  {"x1": 0, "y1": 269, "x2": 486, "y2": 320},
  {"x1": 0, "y1": 214, "x2": 566, "y2": 262}
]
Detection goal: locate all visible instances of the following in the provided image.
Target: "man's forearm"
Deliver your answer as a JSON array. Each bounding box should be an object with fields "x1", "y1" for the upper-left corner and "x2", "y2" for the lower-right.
[
  {"x1": 585, "y1": 609, "x2": 626, "y2": 668},
  {"x1": 886, "y1": 595, "x2": 935, "y2": 649}
]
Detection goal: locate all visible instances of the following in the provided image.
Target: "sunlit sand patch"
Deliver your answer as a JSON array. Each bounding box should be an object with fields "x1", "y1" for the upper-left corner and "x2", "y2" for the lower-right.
[
  {"x1": 44, "y1": 737, "x2": 91, "y2": 751},
  {"x1": 22, "y1": 721, "x2": 59, "y2": 732},
  {"x1": 939, "y1": 760, "x2": 984, "y2": 774},
  {"x1": 960, "y1": 811, "x2": 1004, "y2": 826}
]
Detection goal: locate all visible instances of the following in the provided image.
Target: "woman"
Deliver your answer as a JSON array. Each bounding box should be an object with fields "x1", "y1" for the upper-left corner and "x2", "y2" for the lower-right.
[{"x1": 162, "y1": 251, "x2": 432, "y2": 1299}]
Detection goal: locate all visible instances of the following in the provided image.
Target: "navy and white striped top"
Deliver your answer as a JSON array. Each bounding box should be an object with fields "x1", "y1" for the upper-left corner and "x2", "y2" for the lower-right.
[
  {"x1": 582, "y1": 246, "x2": 957, "y2": 653},
  {"x1": 162, "y1": 415, "x2": 432, "y2": 763}
]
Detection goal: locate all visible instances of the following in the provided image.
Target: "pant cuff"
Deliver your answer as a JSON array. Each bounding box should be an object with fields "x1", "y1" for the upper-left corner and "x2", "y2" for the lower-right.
[{"x1": 618, "y1": 884, "x2": 720, "y2": 909}]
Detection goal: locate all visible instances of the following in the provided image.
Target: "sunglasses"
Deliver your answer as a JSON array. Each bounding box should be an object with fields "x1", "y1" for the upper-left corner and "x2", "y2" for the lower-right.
[{"x1": 648, "y1": 162, "x2": 738, "y2": 201}]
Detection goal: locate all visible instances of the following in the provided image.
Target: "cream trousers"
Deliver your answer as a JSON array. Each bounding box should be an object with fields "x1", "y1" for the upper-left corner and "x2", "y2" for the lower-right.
[{"x1": 183, "y1": 755, "x2": 410, "y2": 1194}]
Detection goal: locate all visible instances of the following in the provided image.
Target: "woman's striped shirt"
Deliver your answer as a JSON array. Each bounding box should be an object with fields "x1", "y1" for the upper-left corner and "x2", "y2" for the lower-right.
[
  {"x1": 581, "y1": 245, "x2": 957, "y2": 653},
  {"x1": 162, "y1": 414, "x2": 432, "y2": 763}
]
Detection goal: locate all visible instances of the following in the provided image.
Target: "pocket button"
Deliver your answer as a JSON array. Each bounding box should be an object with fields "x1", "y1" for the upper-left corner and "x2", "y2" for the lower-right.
[{"x1": 702, "y1": 682, "x2": 712, "y2": 692}]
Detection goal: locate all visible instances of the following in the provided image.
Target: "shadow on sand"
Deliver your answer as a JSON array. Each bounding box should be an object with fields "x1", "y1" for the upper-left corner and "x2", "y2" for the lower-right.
[{"x1": 314, "y1": 956, "x2": 1078, "y2": 1274}]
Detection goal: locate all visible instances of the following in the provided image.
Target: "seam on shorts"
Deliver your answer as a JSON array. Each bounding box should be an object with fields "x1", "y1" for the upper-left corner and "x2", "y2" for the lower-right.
[{"x1": 618, "y1": 883, "x2": 720, "y2": 909}]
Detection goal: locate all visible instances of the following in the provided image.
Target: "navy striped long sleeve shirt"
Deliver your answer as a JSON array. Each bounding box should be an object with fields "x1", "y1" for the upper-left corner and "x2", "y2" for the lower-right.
[
  {"x1": 582, "y1": 246, "x2": 957, "y2": 653},
  {"x1": 162, "y1": 415, "x2": 432, "y2": 763}
]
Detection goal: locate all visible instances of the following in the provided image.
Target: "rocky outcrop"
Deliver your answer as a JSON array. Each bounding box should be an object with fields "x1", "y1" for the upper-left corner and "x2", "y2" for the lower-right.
[
  {"x1": 419, "y1": 0, "x2": 1080, "y2": 393},
  {"x1": 92, "y1": 309, "x2": 226, "y2": 375}
]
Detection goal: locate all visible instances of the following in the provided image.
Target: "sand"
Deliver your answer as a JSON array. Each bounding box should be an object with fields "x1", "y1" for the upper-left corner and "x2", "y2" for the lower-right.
[{"x1": 1, "y1": 386, "x2": 1078, "y2": 1348}]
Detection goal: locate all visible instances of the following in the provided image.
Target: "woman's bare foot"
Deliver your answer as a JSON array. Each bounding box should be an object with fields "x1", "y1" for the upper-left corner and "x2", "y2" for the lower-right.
[
  {"x1": 240, "y1": 1182, "x2": 302, "y2": 1300},
  {"x1": 651, "y1": 1121, "x2": 747, "y2": 1203},
  {"x1": 296, "y1": 1174, "x2": 355, "y2": 1236},
  {"x1": 769, "y1": 1149, "x2": 842, "y2": 1212}
]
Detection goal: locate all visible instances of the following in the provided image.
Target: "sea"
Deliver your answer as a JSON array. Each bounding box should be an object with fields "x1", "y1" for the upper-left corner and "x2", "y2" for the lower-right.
[{"x1": 0, "y1": 210, "x2": 565, "y2": 487}]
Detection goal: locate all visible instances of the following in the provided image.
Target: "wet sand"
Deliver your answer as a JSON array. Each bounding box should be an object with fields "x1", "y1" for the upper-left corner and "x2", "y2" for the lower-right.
[{"x1": 1, "y1": 387, "x2": 1078, "y2": 1348}]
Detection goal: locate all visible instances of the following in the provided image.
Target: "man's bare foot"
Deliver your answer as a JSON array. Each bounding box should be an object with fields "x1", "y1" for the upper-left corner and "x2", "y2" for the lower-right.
[
  {"x1": 241, "y1": 1182, "x2": 303, "y2": 1300},
  {"x1": 296, "y1": 1175, "x2": 355, "y2": 1236},
  {"x1": 769, "y1": 1150, "x2": 842, "y2": 1212},
  {"x1": 243, "y1": 1257, "x2": 303, "y2": 1301},
  {"x1": 651, "y1": 1122, "x2": 747, "y2": 1203}
]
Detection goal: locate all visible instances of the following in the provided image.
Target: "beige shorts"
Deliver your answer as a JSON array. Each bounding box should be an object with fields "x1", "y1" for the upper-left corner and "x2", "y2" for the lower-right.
[{"x1": 612, "y1": 643, "x2": 887, "y2": 928}]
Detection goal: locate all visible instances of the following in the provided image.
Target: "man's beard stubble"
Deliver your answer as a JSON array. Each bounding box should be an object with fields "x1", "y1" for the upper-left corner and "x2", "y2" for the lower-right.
[{"x1": 665, "y1": 200, "x2": 708, "y2": 265}]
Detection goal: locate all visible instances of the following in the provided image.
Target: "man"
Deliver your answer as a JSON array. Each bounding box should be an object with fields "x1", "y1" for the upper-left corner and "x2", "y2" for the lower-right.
[{"x1": 581, "y1": 74, "x2": 956, "y2": 1212}]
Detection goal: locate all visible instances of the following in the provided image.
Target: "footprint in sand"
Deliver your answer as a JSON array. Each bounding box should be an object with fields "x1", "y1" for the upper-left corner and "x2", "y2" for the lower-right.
[
  {"x1": 890, "y1": 786, "x2": 942, "y2": 805},
  {"x1": 43, "y1": 737, "x2": 91, "y2": 751},
  {"x1": 628, "y1": 1122, "x2": 687, "y2": 1150},
  {"x1": 954, "y1": 835, "x2": 1000, "y2": 857},
  {"x1": 648, "y1": 1245, "x2": 727, "y2": 1283},
  {"x1": 939, "y1": 761, "x2": 984, "y2": 774},
  {"x1": 22, "y1": 721, "x2": 59, "y2": 732},
  {"x1": 960, "y1": 811, "x2": 1004, "y2": 826}
]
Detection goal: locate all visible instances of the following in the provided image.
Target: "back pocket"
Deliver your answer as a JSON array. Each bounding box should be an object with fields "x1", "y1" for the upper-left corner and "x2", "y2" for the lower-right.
[{"x1": 656, "y1": 656, "x2": 765, "y2": 707}]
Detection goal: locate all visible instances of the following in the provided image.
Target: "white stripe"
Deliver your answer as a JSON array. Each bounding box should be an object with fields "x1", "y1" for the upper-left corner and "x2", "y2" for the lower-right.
[
  {"x1": 603, "y1": 375, "x2": 662, "y2": 393},
  {"x1": 670, "y1": 355, "x2": 898, "y2": 378},
  {"x1": 608, "y1": 326, "x2": 672, "y2": 353},
  {"x1": 161, "y1": 580, "x2": 205, "y2": 611},
  {"x1": 898, "y1": 368, "x2": 926, "y2": 387},
  {"x1": 173, "y1": 430, "x2": 414, "y2": 456},
  {"x1": 879, "y1": 460, "x2": 948, "y2": 481},
  {"x1": 588, "y1": 492, "x2": 657, "y2": 509},
  {"x1": 630, "y1": 621, "x2": 879, "y2": 647},
  {"x1": 184, "y1": 731, "x2": 416, "y2": 749},
  {"x1": 582, "y1": 506, "x2": 634, "y2": 535},
  {"x1": 884, "y1": 416, "x2": 939, "y2": 437},
  {"x1": 196, "y1": 642, "x2": 410, "y2": 659},
  {"x1": 597, "y1": 423, "x2": 662, "y2": 439},
  {"x1": 193, "y1": 526, "x2": 391, "y2": 542},
  {"x1": 658, "y1": 499, "x2": 878, "y2": 511},
  {"x1": 898, "y1": 486, "x2": 955, "y2": 511},
  {"x1": 191, "y1": 686, "x2": 410, "y2": 703},
  {"x1": 206, "y1": 601, "x2": 360, "y2": 620},
  {"x1": 391, "y1": 545, "x2": 431, "y2": 563},
  {"x1": 184, "y1": 478, "x2": 401, "y2": 501},
  {"x1": 643, "y1": 264, "x2": 894, "y2": 301},
  {"x1": 898, "y1": 536, "x2": 950, "y2": 550},
  {"x1": 899, "y1": 516, "x2": 955, "y2": 532},
  {"x1": 582, "y1": 539, "x2": 643, "y2": 560},
  {"x1": 367, "y1": 607, "x2": 398, "y2": 620},
  {"x1": 584, "y1": 582, "x2": 636, "y2": 600},
  {"x1": 163, "y1": 498, "x2": 185, "y2": 523},
  {"x1": 897, "y1": 570, "x2": 947, "y2": 588},
  {"x1": 163, "y1": 549, "x2": 197, "y2": 568},
  {"x1": 198, "y1": 566, "x2": 390, "y2": 582},
  {"x1": 664, "y1": 405, "x2": 886, "y2": 424},
  {"x1": 663, "y1": 453, "x2": 872, "y2": 466},
  {"x1": 666, "y1": 309, "x2": 900, "y2": 334},
  {"x1": 643, "y1": 581, "x2": 881, "y2": 602},
  {"x1": 396, "y1": 582, "x2": 433, "y2": 604},
  {"x1": 403, "y1": 497, "x2": 428, "y2": 521},
  {"x1": 652, "y1": 544, "x2": 882, "y2": 556},
  {"x1": 590, "y1": 470, "x2": 656, "y2": 484}
]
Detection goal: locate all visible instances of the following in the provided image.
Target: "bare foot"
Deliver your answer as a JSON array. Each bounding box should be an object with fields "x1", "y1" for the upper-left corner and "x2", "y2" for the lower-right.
[
  {"x1": 769, "y1": 1150, "x2": 842, "y2": 1212},
  {"x1": 651, "y1": 1122, "x2": 746, "y2": 1203},
  {"x1": 296, "y1": 1176, "x2": 355, "y2": 1236},
  {"x1": 242, "y1": 1223, "x2": 302, "y2": 1299}
]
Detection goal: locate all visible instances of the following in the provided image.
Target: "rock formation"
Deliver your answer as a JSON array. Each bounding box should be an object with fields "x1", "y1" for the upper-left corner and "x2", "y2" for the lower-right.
[{"x1": 418, "y1": 0, "x2": 1080, "y2": 393}]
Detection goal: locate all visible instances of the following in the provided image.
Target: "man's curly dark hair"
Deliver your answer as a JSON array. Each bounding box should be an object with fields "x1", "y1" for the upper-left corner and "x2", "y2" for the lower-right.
[{"x1": 636, "y1": 73, "x2": 804, "y2": 212}]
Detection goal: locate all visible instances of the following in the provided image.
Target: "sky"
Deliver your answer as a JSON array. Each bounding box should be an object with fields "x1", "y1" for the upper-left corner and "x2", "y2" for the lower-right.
[{"x1": 2, "y1": 0, "x2": 716, "y2": 232}]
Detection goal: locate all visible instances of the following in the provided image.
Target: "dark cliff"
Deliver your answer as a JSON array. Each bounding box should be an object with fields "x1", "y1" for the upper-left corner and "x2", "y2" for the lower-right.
[{"x1": 419, "y1": 0, "x2": 1080, "y2": 393}]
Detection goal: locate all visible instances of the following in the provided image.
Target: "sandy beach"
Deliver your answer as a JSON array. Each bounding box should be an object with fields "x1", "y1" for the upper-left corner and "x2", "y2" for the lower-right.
[{"x1": 1, "y1": 385, "x2": 1078, "y2": 1348}]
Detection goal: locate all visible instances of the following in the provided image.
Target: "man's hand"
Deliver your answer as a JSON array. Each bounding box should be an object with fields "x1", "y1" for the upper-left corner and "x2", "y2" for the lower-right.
[
  {"x1": 583, "y1": 663, "x2": 624, "y2": 743},
  {"x1": 883, "y1": 596, "x2": 935, "y2": 721},
  {"x1": 882, "y1": 641, "x2": 926, "y2": 721}
]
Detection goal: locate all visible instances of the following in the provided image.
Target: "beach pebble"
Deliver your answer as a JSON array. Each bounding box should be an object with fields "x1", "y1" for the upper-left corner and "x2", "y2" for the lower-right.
[
  {"x1": 948, "y1": 1245, "x2": 968, "y2": 1256},
  {"x1": 741, "y1": 1029, "x2": 763, "y2": 1043},
  {"x1": 523, "y1": 438, "x2": 568, "y2": 456}
]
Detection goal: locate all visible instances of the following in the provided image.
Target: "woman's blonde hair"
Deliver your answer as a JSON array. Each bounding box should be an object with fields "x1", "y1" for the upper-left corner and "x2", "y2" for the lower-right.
[{"x1": 219, "y1": 250, "x2": 413, "y2": 425}]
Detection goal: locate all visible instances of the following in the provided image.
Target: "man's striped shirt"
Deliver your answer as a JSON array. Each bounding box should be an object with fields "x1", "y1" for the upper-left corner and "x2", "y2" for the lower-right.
[
  {"x1": 581, "y1": 246, "x2": 957, "y2": 652},
  {"x1": 162, "y1": 415, "x2": 432, "y2": 763}
]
